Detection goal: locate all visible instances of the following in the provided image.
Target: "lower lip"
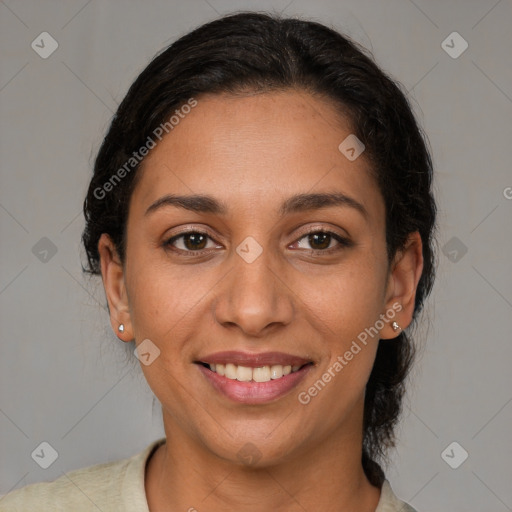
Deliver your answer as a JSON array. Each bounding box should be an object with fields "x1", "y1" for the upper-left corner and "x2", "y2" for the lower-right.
[{"x1": 197, "y1": 364, "x2": 312, "y2": 404}]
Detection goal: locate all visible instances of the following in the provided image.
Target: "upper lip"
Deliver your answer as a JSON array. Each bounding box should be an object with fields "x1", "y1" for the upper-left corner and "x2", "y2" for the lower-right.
[{"x1": 197, "y1": 351, "x2": 312, "y2": 368}]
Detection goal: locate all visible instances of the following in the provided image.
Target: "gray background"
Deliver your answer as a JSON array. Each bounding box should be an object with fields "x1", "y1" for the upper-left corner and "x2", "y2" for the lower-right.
[{"x1": 1, "y1": 0, "x2": 511, "y2": 510}]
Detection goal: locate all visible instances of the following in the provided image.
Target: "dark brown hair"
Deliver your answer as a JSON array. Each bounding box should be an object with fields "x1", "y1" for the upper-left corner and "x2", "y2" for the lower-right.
[{"x1": 82, "y1": 12, "x2": 437, "y2": 486}]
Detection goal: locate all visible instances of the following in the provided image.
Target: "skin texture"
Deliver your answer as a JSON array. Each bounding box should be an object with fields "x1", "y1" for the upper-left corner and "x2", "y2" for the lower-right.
[{"x1": 98, "y1": 90, "x2": 423, "y2": 511}]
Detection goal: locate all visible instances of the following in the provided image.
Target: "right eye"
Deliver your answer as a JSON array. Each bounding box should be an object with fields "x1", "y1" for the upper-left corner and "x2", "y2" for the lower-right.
[{"x1": 164, "y1": 230, "x2": 223, "y2": 255}]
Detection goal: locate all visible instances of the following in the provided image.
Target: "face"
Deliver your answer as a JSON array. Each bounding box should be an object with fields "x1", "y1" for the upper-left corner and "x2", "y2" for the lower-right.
[{"x1": 99, "y1": 89, "x2": 422, "y2": 466}]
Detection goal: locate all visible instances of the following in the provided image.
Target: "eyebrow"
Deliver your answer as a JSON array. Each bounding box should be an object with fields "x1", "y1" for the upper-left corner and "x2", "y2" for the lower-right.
[{"x1": 145, "y1": 192, "x2": 368, "y2": 220}]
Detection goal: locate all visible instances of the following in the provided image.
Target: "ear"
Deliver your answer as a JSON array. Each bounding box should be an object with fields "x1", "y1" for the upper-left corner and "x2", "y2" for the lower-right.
[
  {"x1": 381, "y1": 231, "x2": 424, "y2": 339},
  {"x1": 98, "y1": 233, "x2": 133, "y2": 342}
]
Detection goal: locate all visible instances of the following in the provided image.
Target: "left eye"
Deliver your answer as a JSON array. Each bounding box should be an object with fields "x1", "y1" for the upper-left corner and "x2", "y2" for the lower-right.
[{"x1": 293, "y1": 231, "x2": 350, "y2": 252}]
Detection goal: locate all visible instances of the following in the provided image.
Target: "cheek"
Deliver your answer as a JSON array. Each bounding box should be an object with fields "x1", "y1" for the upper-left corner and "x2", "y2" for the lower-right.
[
  {"x1": 125, "y1": 259, "x2": 206, "y2": 417},
  {"x1": 299, "y1": 257, "x2": 387, "y2": 341},
  {"x1": 294, "y1": 265, "x2": 383, "y2": 431},
  {"x1": 295, "y1": 252, "x2": 387, "y2": 392},
  {"x1": 126, "y1": 248, "x2": 210, "y2": 340},
  {"x1": 127, "y1": 267, "x2": 175, "y2": 339}
]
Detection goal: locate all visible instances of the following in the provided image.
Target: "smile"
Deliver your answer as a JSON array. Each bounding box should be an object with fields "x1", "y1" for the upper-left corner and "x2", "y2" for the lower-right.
[
  {"x1": 201, "y1": 362, "x2": 308, "y2": 382},
  {"x1": 195, "y1": 351, "x2": 314, "y2": 404}
]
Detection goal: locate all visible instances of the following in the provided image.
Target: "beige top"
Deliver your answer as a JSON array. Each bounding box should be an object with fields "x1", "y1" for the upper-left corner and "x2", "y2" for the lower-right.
[{"x1": 0, "y1": 438, "x2": 417, "y2": 511}]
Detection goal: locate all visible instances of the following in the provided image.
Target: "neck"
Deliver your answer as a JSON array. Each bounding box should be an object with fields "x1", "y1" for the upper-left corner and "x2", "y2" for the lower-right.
[{"x1": 145, "y1": 404, "x2": 381, "y2": 511}]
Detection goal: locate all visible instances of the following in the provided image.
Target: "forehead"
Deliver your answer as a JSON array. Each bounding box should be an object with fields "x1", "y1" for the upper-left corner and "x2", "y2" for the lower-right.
[{"x1": 131, "y1": 90, "x2": 384, "y2": 223}]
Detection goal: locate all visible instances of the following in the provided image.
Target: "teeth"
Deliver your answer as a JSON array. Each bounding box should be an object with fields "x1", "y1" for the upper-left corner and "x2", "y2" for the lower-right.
[
  {"x1": 236, "y1": 365, "x2": 252, "y2": 382},
  {"x1": 270, "y1": 365, "x2": 283, "y2": 379},
  {"x1": 207, "y1": 363, "x2": 302, "y2": 382},
  {"x1": 253, "y1": 366, "x2": 271, "y2": 382},
  {"x1": 225, "y1": 363, "x2": 237, "y2": 380}
]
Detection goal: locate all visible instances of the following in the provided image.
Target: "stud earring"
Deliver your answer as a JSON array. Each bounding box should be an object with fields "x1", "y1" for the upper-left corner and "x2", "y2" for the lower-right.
[
  {"x1": 391, "y1": 321, "x2": 401, "y2": 331},
  {"x1": 118, "y1": 324, "x2": 125, "y2": 333}
]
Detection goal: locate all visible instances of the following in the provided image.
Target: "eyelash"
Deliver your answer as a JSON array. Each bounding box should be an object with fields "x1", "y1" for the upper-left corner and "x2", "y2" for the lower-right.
[{"x1": 163, "y1": 228, "x2": 352, "y2": 257}]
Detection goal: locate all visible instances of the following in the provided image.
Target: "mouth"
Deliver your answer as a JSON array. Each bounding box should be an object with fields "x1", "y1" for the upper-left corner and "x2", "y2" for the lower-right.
[
  {"x1": 196, "y1": 361, "x2": 312, "y2": 382},
  {"x1": 194, "y1": 351, "x2": 314, "y2": 404}
]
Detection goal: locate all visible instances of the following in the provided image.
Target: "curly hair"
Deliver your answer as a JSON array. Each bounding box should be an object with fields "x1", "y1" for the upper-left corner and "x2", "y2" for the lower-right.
[{"x1": 82, "y1": 12, "x2": 437, "y2": 486}]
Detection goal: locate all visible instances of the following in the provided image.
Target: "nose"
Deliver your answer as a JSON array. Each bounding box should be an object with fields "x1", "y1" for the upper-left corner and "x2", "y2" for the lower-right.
[{"x1": 213, "y1": 246, "x2": 294, "y2": 337}]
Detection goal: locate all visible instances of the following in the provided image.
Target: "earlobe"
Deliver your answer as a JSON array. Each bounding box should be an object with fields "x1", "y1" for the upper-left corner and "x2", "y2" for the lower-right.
[
  {"x1": 381, "y1": 231, "x2": 424, "y2": 339},
  {"x1": 97, "y1": 233, "x2": 133, "y2": 342}
]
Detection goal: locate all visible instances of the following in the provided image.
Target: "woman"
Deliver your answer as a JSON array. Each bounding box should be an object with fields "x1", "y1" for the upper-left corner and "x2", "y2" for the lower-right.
[{"x1": 1, "y1": 12, "x2": 436, "y2": 511}]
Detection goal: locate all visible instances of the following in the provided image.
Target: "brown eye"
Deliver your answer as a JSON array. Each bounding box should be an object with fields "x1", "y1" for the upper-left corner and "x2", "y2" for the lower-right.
[
  {"x1": 294, "y1": 230, "x2": 352, "y2": 253},
  {"x1": 182, "y1": 233, "x2": 207, "y2": 250},
  {"x1": 308, "y1": 232, "x2": 331, "y2": 250},
  {"x1": 164, "y1": 231, "x2": 220, "y2": 254}
]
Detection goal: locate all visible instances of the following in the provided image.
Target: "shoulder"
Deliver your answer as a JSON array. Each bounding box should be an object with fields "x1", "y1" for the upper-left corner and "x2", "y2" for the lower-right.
[
  {"x1": 0, "y1": 438, "x2": 165, "y2": 512},
  {"x1": 0, "y1": 459, "x2": 126, "y2": 512},
  {"x1": 376, "y1": 480, "x2": 419, "y2": 512}
]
